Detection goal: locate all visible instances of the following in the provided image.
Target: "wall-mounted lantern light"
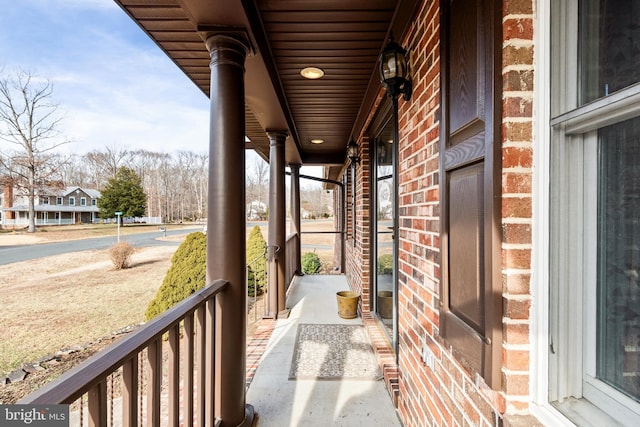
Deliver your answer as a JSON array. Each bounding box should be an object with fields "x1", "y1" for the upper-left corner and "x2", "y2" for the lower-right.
[
  {"x1": 347, "y1": 140, "x2": 360, "y2": 165},
  {"x1": 379, "y1": 34, "x2": 412, "y2": 101}
]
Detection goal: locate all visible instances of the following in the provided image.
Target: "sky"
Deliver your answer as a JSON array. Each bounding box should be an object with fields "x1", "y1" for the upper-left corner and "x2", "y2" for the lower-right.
[
  {"x1": 0, "y1": 0, "x2": 323, "y2": 180},
  {"x1": 0, "y1": 0, "x2": 211, "y2": 155}
]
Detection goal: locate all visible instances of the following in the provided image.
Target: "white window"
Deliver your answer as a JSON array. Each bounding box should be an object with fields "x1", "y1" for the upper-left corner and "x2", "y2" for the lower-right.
[
  {"x1": 69, "y1": 197, "x2": 75, "y2": 206},
  {"x1": 56, "y1": 197, "x2": 62, "y2": 205},
  {"x1": 550, "y1": 1, "x2": 640, "y2": 425},
  {"x1": 92, "y1": 199, "x2": 96, "y2": 206},
  {"x1": 42, "y1": 197, "x2": 49, "y2": 205},
  {"x1": 80, "y1": 197, "x2": 86, "y2": 206}
]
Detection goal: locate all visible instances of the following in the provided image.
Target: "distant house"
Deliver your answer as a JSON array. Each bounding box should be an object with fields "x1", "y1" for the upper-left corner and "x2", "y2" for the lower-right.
[
  {"x1": 246, "y1": 200, "x2": 267, "y2": 220},
  {"x1": 1, "y1": 184, "x2": 101, "y2": 229}
]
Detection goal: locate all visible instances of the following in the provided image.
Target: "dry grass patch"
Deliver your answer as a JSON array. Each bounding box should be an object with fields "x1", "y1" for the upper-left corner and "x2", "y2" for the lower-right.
[{"x1": 0, "y1": 245, "x2": 175, "y2": 375}]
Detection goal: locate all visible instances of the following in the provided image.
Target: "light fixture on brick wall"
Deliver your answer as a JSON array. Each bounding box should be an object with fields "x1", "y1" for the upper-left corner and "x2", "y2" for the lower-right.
[
  {"x1": 347, "y1": 140, "x2": 360, "y2": 165},
  {"x1": 379, "y1": 33, "x2": 412, "y2": 101}
]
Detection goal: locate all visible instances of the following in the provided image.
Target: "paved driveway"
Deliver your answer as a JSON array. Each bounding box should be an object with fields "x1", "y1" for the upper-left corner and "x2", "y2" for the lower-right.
[{"x1": 0, "y1": 228, "x2": 197, "y2": 266}]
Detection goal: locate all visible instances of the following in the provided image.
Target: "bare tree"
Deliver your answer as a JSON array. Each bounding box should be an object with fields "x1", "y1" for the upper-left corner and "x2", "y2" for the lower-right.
[
  {"x1": 246, "y1": 154, "x2": 269, "y2": 218},
  {"x1": 0, "y1": 70, "x2": 71, "y2": 232}
]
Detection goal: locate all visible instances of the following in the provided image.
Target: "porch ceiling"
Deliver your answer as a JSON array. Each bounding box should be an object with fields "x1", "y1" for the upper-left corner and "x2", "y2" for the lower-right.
[{"x1": 114, "y1": 0, "x2": 418, "y2": 179}]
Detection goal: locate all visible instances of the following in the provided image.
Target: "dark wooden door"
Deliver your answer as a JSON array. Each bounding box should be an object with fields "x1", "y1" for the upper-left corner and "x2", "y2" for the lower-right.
[{"x1": 439, "y1": 0, "x2": 502, "y2": 389}]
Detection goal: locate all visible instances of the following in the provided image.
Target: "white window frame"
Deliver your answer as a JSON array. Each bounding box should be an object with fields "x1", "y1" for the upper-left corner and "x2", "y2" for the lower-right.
[
  {"x1": 531, "y1": 1, "x2": 640, "y2": 425},
  {"x1": 56, "y1": 197, "x2": 62, "y2": 205},
  {"x1": 80, "y1": 197, "x2": 86, "y2": 206},
  {"x1": 69, "y1": 197, "x2": 75, "y2": 206}
]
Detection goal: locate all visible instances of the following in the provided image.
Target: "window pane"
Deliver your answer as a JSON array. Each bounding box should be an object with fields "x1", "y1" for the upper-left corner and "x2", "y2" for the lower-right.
[
  {"x1": 579, "y1": 0, "x2": 640, "y2": 104},
  {"x1": 597, "y1": 116, "x2": 640, "y2": 402}
]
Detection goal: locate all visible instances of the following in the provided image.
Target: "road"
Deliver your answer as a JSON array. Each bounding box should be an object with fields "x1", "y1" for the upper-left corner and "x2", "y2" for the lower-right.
[{"x1": 0, "y1": 227, "x2": 197, "y2": 266}]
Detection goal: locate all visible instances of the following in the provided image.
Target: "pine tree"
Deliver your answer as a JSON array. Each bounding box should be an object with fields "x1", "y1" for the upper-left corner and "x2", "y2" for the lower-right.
[
  {"x1": 246, "y1": 225, "x2": 267, "y2": 296},
  {"x1": 98, "y1": 166, "x2": 147, "y2": 219},
  {"x1": 145, "y1": 232, "x2": 207, "y2": 320}
]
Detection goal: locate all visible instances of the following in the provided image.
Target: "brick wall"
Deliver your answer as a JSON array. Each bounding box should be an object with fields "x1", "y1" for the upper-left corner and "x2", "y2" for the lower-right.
[
  {"x1": 344, "y1": 0, "x2": 537, "y2": 425},
  {"x1": 345, "y1": 140, "x2": 371, "y2": 312},
  {"x1": 501, "y1": 0, "x2": 534, "y2": 415}
]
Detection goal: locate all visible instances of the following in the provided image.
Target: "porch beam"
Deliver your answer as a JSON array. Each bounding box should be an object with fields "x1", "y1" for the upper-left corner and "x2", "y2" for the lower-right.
[
  {"x1": 267, "y1": 130, "x2": 288, "y2": 317},
  {"x1": 203, "y1": 30, "x2": 253, "y2": 427}
]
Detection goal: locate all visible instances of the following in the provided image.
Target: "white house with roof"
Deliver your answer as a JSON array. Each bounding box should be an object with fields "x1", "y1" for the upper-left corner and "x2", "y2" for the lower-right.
[{"x1": 1, "y1": 185, "x2": 101, "y2": 228}]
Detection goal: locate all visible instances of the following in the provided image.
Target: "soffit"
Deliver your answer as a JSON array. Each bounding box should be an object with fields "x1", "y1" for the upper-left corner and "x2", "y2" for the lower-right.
[{"x1": 113, "y1": 0, "x2": 419, "y2": 170}]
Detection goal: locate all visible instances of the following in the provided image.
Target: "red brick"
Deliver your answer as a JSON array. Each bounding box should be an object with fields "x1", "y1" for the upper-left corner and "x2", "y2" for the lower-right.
[
  {"x1": 503, "y1": 272, "x2": 531, "y2": 295},
  {"x1": 502, "y1": 371, "x2": 529, "y2": 396},
  {"x1": 502, "y1": 146, "x2": 533, "y2": 169},
  {"x1": 503, "y1": 347, "x2": 530, "y2": 371},
  {"x1": 503, "y1": 18, "x2": 533, "y2": 41},
  {"x1": 503, "y1": 171, "x2": 532, "y2": 193},
  {"x1": 504, "y1": 0, "x2": 534, "y2": 15},
  {"x1": 503, "y1": 248, "x2": 531, "y2": 269},
  {"x1": 503, "y1": 45, "x2": 534, "y2": 66},
  {"x1": 503, "y1": 122, "x2": 532, "y2": 142},
  {"x1": 504, "y1": 297, "x2": 531, "y2": 320},
  {"x1": 504, "y1": 322, "x2": 530, "y2": 345},
  {"x1": 503, "y1": 97, "x2": 533, "y2": 118},
  {"x1": 502, "y1": 196, "x2": 532, "y2": 218},
  {"x1": 502, "y1": 223, "x2": 532, "y2": 245}
]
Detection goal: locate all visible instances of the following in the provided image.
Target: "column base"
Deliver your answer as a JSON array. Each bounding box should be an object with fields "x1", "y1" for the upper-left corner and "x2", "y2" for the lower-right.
[
  {"x1": 277, "y1": 309, "x2": 291, "y2": 319},
  {"x1": 237, "y1": 404, "x2": 256, "y2": 427}
]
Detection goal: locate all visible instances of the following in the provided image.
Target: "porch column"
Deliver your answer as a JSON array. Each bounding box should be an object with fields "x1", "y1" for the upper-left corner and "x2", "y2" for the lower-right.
[
  {"x1": 290, "y1": 163, "x2": 302, "y2": 274},
  {"x1": 204, "y1": 31, "x2": 253, "y2": 427},
  {"x1": 267, "y1": 130, "x2": 288, "y2": 317}
]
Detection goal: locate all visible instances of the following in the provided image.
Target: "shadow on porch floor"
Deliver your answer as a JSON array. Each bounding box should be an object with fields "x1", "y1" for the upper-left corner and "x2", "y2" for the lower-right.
[{"x1": 246, "y1": 274, "x2": 401, "y2": 427}]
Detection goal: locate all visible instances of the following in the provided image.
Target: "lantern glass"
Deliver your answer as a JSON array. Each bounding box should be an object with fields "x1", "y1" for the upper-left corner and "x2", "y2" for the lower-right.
[{"x1": 380, "y1": 44, "x2": 408, "y2": 82}]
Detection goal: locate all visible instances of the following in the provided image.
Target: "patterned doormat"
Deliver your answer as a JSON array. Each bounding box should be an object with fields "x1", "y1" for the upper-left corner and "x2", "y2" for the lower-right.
[{"x1": 289, "y1": 324, "x2": 382, "y2": 380}]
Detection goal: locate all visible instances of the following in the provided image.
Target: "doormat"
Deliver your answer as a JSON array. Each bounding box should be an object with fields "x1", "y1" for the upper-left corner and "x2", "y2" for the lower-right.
[{"x1": 289, "y1": 324, "x2": 382, "y2": 380}]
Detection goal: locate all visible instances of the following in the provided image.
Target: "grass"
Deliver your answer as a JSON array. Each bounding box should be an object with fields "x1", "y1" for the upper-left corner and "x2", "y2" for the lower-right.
[
  {"x1": 0, "y1": 245, "x2": 175, "y2": 376},
  {"x1": 0, "y1": 220, "x2": 338, "y2": 376}
]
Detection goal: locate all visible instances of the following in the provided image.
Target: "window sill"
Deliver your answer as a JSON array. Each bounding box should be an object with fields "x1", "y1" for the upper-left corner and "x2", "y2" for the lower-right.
[{"x1": 551, "y1": 398, "x2": 628, "y2": 427}]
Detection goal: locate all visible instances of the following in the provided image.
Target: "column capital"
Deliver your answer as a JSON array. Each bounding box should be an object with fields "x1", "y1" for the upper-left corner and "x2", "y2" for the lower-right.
[
  {"x1": 267, "y1": 130, "x2": 288, "y2": 146},
  {"x1": 200, "y1": 27, "x2": 252, "y2": 70}
]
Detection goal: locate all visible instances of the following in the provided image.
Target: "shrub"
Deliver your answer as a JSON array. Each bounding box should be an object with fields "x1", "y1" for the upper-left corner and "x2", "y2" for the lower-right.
[
  {"x1": 377, "y1": 254, "x2": 394, "y2": 275},
  {"x1": 109, "y1": 241, "x2": 135, "y2": 270},
  {"x1": 301, "y1": 252, "x2": 322, "y2": 274},
  {"x1": 246, "y1": 225, "x2": 267, "y2": 297},
  {"x1": 145, "y1": 232, "x2": 207, "y2": 320}
]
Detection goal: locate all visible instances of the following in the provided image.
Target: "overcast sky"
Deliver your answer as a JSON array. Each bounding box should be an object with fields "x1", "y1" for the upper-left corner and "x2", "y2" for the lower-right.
[{"x1": 0, "y1": 0, "x2": 211, "y2": 155}]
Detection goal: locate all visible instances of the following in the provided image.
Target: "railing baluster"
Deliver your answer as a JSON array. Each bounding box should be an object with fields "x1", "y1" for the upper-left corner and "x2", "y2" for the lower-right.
[
  {"x1": 195, "y1": 305, "x2": 206, "y2": 427},
  {"x1": 18, "y1": 281, "x2": 229, "y2": 426},
  {"x1": 205, "y1": 298, "x2": 215, "y2": 425},
  {"x1": 168, "y1": 324, "x2": 180, "y2": 427},
  {"x1": 122, "y1": 355, "x2": 138, "y2": 427},
  {"x1": 184, "y1": 314, "x2": 195, "y2": 426},
  {"x1": 88, "y1": 380, "x2": 107, "y2": 427},
  {"x1": 146, "y1": 339, "x2": 162, "y2": 427}
]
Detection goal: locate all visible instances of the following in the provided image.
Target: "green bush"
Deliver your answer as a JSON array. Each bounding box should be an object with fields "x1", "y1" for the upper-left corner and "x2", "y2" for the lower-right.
[
  {"x1": 301, "y1": 252, "x2": 322, "y2": 274},
  {"x1": 145, "y1": 232, "x2": 207, "y2": 320},
  {"x1": 246, "y1": 225, "x2": 267, "y2": 297},
  {"x1": 377, "y1": 254, "x2": 393, "y2": 275}
]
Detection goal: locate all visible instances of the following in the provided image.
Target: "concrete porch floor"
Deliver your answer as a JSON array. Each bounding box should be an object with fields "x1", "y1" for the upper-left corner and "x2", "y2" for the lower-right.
[{"x1": 246, "y1": 274, "x2": 401, "y2": 427}]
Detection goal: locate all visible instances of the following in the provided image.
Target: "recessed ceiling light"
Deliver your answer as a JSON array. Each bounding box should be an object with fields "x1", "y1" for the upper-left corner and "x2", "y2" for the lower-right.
[
  {"x1": 300, "y1": 67, "x2": 325, "y2": 79},
  {"x1": 310, "y1": 139, "x2": 325, "y2": 144}
]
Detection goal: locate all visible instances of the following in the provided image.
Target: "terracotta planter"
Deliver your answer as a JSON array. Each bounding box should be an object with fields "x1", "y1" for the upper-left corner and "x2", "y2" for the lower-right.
[
  {"x1": 377, "y1": 290, "x2": 393, "y2": 319},
  {"x1": 336, "y1": 291, "x2": 360, "y2": 319}
]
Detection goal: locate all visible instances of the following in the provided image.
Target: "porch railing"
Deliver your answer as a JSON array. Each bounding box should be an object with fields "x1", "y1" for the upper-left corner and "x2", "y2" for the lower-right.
[
  {"x1": 285, "y1": 232, "x2": 299, "y2": 292},
  {"x1": 246, "y1": 249, "x2": 267, "y2": 323},
  {"x1": 19, "y1": 280, "x2": 229, "y2": 427}
]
